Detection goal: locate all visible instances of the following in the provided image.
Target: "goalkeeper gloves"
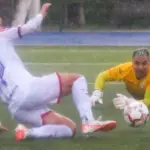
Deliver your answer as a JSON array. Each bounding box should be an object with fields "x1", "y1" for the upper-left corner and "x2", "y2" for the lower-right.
[
  {"x1": 90, "y1": 90, "x2": 103, "y2": 106},
  {"x1": 113, "y1": 93, "x2": 136, "y2": 110}
]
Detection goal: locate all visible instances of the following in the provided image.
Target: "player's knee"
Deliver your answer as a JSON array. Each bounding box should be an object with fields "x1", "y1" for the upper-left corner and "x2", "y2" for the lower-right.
[
  {"x1": 66, "y1": 74, "x2": 84, "y2": 92},
  {"x1": 67, "y1": 74, "x2": 84, "y2": 85},
  {"x1": 58, "y1": 73, "x2": 86, "y2": 96},
  {"x1": 59, "y1": 73, "x2": 81, "y2": 84},
  {"x1": 68, "y1": 74, "x2": 81, "y2": 83}
]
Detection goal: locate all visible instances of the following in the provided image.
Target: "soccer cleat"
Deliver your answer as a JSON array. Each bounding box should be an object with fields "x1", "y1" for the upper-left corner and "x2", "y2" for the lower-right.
[
  {"x1": 15, "y1": 124, "x2": 28, "y2": 141},
  {"x1": 82, "y1": 117, "x2": 117, "y2": 134}
]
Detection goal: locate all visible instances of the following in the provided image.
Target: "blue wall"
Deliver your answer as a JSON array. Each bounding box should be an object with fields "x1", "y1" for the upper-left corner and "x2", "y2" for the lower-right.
[{"x1": 14, "y1": 31, "x2": 150, "y2": 46}]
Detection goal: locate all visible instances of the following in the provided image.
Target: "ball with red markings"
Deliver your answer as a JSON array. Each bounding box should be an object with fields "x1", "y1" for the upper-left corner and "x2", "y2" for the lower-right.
[{"x1": 123, "y1": 101, "x2": 149, "y2": 127}]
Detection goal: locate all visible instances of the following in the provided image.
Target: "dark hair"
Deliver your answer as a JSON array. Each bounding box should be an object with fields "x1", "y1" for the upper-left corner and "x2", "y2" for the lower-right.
[{"x1": 132, "y1": 48, "x2": 149, "y2": 58}]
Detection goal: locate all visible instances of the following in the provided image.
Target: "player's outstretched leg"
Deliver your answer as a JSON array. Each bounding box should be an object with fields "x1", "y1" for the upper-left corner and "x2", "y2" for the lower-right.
[
  {"x1": 15, "y1": 111, "x2": 76, "y2": 141},
  {"x1": 56, "y1": 73, "x2": 117, "y2": 133},
  {"x1": 15, "y1": 72, "x2": 116, "y2": 141}
]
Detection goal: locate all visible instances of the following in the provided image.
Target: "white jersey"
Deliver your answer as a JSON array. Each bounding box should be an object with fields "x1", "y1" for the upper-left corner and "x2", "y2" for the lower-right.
[
  {"x1": 0, "y1": 38, "x2": 32, "y2": 104},
  {"x1": 0, "y1": 14, "x2": 43, "y2": 104}
]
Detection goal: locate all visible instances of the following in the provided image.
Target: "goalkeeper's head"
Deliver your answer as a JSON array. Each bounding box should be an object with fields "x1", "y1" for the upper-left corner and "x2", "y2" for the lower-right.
[{"x1": 132, "y1": 47, "x2": 149, "y2": 80}]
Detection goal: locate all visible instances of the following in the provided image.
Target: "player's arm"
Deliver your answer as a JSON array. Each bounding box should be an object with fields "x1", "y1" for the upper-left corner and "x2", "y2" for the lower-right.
[
  {"x1": 91, "y1": 64, "x2": 124, "y2": 106},
  {"x1": 0, "y1": 3, "x2": 51, "y2": 40},
  {"x1": 95, "y1": 71, "x2": 119, "y2": 90},
  {"x1": 141, "y1": 86, "x2": 150, "y2": 107},
  {"x1": 132, "y1": 84, "x2": 150, "y2": 107}
]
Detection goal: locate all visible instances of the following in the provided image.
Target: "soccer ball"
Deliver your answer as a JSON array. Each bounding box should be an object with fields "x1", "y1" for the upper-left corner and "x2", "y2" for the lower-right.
[{"x1": 123, "y1": 101, "x2": 149, "y2": 127}]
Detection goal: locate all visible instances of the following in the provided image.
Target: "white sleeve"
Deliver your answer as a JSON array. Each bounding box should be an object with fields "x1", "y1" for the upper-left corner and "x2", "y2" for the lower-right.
[{"x1": 0, "y1": 14, "x2": 43, "y2": 40}]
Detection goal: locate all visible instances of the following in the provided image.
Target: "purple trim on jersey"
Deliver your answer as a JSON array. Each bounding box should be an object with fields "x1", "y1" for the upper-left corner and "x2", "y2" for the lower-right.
[{"x1": 18, "y1": 26, "x2": 22, "y2": 38}]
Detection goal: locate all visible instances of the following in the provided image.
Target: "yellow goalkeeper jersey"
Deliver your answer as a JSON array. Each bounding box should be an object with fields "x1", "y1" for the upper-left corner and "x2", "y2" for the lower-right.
[{"x1": 94, "y1": 62, "x2": 150, "y2": 106}]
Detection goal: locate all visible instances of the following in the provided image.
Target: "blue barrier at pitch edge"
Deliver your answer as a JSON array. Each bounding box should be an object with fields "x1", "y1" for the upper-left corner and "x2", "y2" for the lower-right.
[{"x1": 14, "y1": 31, "x2": 150, "y2": 46}]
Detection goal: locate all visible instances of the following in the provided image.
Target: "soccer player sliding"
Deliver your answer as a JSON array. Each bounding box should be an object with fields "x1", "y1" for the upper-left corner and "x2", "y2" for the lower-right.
[{"x1": 0, "y1": 2, "x2": 116, "y2": 141}]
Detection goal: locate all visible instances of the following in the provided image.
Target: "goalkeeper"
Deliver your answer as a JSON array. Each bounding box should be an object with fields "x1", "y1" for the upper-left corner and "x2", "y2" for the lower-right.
[{"x1": 91, "y1": 48, "x2": 150, "y2": 109}]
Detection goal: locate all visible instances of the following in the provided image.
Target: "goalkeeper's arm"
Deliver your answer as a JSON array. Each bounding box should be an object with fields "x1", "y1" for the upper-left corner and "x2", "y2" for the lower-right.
[
  {"x1": 91, "y1": 64, "x2": 124, "y2": 106},
  {"x1": 0, "y1": 3, "x2": 51, "y2": 40},
  {"x1": 94, "y1": 64, "x2": 124, "y2": 90},
  {"x1": 94, "y1": 71, "x2": 109, "y2": 90},
  {"x1": 139, "y1": 89, "x2": 150, "y2": 107},
  {"x1": 91, "y1": 71, "x2": 113, "y2": 106},
  {"x1": 136, "y1": 85, "x2": 150, "y2": 107}
]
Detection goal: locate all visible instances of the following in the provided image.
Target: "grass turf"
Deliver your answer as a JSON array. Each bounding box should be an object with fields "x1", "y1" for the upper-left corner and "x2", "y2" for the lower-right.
[{"x1": 0, "y1": 46, "x2": 150, "y2": 150}]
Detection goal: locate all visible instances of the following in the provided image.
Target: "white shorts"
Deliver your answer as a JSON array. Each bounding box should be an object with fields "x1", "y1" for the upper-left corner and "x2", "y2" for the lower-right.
[
  {"x1": 13, "y1": 107, "x2": 52, "y2": 127},
  {"x1": 9, "y1": 72, "x2": 62, "y2": 126},
  {"x1": 20, "y1": 72, "x2": 62, "y2": 109}
]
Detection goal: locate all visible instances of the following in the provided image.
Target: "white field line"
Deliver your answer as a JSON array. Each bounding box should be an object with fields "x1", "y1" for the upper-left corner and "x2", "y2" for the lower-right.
[
  {"x1": 24, "y1": 62, "x2": 123, "y2": 85},
  {"x1": 88, "y1": 82, "x2": 123, "y2": 85},
  {"x1": 25, "y1": 62, "x2": 121, "y2": 66},
  {"x1": 18, "y1": 49, "x2": 131, "y2": 53}
]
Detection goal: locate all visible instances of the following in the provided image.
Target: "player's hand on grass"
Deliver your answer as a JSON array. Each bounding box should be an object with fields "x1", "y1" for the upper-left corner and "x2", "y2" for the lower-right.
[
  {"x1": 40, "y1": 3, "x2": 52, "y2": 18},
  {"x1": 0, "y1": 122, "x2": 8, "y2": 133},
  {"x1": 113, "y1": 93, "x2": 127, "y2": 110},
  {"x1": 113, "y1": 93, "x2": 136, "y2": 110},
  {"x1": 91, "y1": 90, "x2": 103, "y2": 106}
]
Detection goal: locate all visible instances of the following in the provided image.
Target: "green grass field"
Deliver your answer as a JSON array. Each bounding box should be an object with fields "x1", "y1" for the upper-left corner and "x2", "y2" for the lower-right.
[{"x1": 0, "y1": 46, "x2": 150, "y2": 150}]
